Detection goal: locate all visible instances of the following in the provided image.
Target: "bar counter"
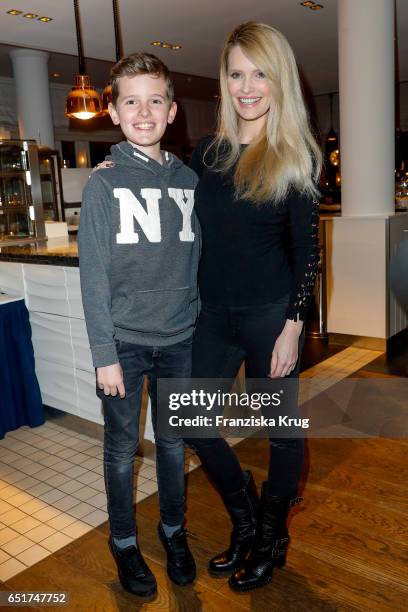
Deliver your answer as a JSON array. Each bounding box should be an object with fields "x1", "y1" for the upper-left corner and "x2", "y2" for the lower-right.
[
  {"x1": 0, "y1": 236, "x2": 155, "y2": 443},
  {"x1": 0, "y1": 237, "x2": 99, "y2": 425},
  {"x1": 0, "y1": 236, "x2": 79, "y2": 266}
]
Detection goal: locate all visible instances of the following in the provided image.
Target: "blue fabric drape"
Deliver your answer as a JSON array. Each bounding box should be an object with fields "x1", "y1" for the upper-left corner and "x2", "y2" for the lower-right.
[{"x1": 0, "y1": 299, "x2": 44, "y2": 438}]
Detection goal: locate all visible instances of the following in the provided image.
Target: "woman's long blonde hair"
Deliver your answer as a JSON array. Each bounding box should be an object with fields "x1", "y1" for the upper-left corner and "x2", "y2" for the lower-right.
[{"x1": 208, "y1": 22, "x2": 322, "y2": 203}]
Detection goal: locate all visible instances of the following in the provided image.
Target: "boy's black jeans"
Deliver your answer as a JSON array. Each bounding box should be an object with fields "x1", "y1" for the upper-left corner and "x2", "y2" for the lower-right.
[{"x1": 98, "y1": 336, "x2": 192, "y2": 540}]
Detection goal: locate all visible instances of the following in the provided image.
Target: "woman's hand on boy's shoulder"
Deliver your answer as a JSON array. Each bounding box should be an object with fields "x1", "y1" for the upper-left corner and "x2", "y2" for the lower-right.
[{"x1": 91, "y1": 160, "x2": 115, "y2": 174}]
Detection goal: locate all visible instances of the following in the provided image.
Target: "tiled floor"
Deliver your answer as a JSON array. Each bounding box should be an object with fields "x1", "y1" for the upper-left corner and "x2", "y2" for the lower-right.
[
  {"x1": 299, "y1": 345, "x2": 384, "y2": 402},
  {"x1": 0, "y1": 345, "x2": 383, "y2": 582}
]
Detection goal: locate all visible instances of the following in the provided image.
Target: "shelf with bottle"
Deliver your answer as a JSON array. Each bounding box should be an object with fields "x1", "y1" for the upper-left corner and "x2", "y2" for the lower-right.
[
  {"x1": 0, "y1": 140, "x2": 45, "y2": 244},
  {"x1": 0, "y1": 142, "x2": 28, "y2": 172},
  {"x1": 395, "y1": 162, "x2": 408, "y2": 211},
  {"x1": 0, "y1": 209, "x2": 35, "y2": 241},
  {"x1": 0, "y1": 174, "x2": 32, "y2": 208},
  {"x1": 0, "y1": 205, "x2": 30, "y2": 212}
]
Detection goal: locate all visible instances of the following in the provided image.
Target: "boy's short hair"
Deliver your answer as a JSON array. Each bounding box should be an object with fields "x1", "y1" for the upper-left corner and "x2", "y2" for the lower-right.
[{"x1": 110, "y1": 52, "x2": 174, "y2": 106}]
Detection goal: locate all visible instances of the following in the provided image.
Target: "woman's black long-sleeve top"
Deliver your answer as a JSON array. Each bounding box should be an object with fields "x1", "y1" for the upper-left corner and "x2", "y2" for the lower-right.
[{"x1": 190, "y1": 138, "x2": 320, "y2": 322}]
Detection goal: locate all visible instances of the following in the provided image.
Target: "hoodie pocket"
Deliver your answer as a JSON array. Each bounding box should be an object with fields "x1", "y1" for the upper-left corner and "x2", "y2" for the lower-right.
[{"x1": 112, "y1": 286, "x2": 196, "y2": 337}]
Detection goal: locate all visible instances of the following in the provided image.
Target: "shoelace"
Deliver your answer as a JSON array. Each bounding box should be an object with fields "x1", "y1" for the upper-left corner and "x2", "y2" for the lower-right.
[
  {"x1": 120, "y1": 546, "x2": 149, "y2": 576},
  {"x1": 168, "y1": 531, "x2": 190, "y2": 560}
]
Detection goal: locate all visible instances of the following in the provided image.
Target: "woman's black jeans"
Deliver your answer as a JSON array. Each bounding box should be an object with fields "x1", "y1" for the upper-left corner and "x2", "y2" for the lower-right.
[{"x1": 185, "y1": 298, "x2": 304, "y2": 498}]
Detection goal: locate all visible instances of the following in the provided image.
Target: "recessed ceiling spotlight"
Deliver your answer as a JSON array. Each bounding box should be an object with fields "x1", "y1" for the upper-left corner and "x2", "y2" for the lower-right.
[
  {"x1": 38, "y1": 16, "x2": 53, "y2": 22},
  {"x1": 150, "y1": 41, "x2": 182, "y2": 50},
  {"x1": 7, "y1": 9, "x2": 23, "y2": 15},
  {"x1": 23, "y1": 13, "x2": 39, "y2": 19},
  {"x1": 310, "y1": 4, "x2": 324, "y2": 9},
  {"x1": 51, "y1": 72, "x2": 61, "y2": 78},
  {"x1": 300, "y1": 1, "x2": 315, "y2": 6}
]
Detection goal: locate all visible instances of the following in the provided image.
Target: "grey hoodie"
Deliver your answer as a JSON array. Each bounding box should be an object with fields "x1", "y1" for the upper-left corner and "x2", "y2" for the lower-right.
[{"x1": 78, "y1": 141, "x2": 200, "y2": 368}]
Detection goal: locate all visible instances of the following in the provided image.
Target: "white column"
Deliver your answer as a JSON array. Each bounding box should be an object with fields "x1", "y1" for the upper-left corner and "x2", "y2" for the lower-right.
[
  {"x1": 338, "y1": 0, "x2": 394, "y2": 216},
  {"x1": 9, "y1": 49, "x2": 55, "y2": 148}
]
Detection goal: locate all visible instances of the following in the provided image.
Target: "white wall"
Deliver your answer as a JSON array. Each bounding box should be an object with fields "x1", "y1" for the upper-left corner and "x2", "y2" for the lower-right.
[
  {"x1": 325, "y1": 217, "x2": 387, "y2": 338},
  {"x1": 324, "y1": 213, "x2": 408, "y2": 340},
  {"x1": 61, "y1": 169, "x2": 92, "y2": 204}
]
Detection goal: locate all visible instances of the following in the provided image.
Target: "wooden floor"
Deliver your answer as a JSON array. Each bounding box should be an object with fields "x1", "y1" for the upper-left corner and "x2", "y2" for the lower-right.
[
  {"x1": 1, "y1": 434, "x2": 406, "y2": 611},
  {"x1": 1, "y1": 343, "x2": 407, "y2": 611}
]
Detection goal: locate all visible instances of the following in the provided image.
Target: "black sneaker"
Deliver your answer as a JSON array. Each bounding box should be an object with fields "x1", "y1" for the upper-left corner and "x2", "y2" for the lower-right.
[
  {"x1": 158, "y1": 523, "x2": 196, "y2": 585},
  {"x1": 109, "y1": 536, "x2": 157, "y2": 597}
]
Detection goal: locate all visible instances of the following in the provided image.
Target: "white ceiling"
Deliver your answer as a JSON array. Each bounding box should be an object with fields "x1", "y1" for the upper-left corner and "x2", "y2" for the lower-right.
[{"x1": 0, "y1": 0, "x2": 407, "y2": 95}]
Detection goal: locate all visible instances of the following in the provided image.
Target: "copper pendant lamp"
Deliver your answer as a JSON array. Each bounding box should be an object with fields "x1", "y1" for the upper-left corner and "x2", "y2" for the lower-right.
[
  {"x1": 101, "y1": 0, "x2": 123, "y2": 114},
  {"x1": 326, "y1": 93, "x2": 338, "y2": 144},
  {"x1": 65, "y1": 0, "x2": 102, "y2": 120}
]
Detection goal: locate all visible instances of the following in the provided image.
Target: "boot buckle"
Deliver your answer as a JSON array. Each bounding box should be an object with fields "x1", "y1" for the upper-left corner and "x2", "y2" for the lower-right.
[
  {"x1": 271, "y1": 537, "x2": 289, "y2": 558},
  {"x1": 289, "y1": 496, "x2": 303, "y2": 508}
]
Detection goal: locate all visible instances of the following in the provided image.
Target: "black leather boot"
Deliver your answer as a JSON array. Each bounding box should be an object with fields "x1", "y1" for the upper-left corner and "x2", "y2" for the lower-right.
[
  {"x1": 228, "y1": 483, "x2": 302, "y2": 592},
  {"x1": 208, "y1": 470, "x2": 259, "y2": 577},
  {"x1": 158, "y1": 523, "x2": 196, "y2": 585}
]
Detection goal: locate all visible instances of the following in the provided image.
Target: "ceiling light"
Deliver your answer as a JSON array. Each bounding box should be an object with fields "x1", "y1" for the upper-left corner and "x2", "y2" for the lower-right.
[
  {"x1": 66, "y1": 75, "x2": 102, "y2": 120},
  {"x1": 23, "y1": 13, "x2": 39, "y2": 19},
  {"x1": 38, "y1": 16, "x2": 53, "y2": 22},
  {"x1": 51, "y1": 72, "x2": 61, "y2": 78},
  {"x1": 310, "y1": 4, "x2": 324, "y2": 9},
  {"x1": 7, "y1": 9, "x2": 23, "y2": 15},
  {"x1": 300, "y1": 1, "x2": 315, "y2": 7},
  {"x1": 65, "y1": 0, "x2": 102, "y2": 120},
  {"x1": 150, "y1": 41, "x2": 182, "y2": 50}
]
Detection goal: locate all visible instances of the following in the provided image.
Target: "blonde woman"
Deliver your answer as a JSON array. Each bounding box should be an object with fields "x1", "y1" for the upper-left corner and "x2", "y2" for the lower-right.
[{"x1": 185, "y1": 22, "x2": 322, "y2": 592}]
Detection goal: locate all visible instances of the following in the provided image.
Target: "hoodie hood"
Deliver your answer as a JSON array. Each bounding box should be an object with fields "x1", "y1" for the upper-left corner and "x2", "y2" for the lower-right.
[{"x1": 108, "y1": 141, "x2": 184, "y2": 174}]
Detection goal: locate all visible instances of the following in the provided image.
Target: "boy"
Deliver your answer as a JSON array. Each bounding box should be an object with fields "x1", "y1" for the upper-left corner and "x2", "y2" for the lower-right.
[{"x1": 78, "y1": 53, "x2": 199, "y2": 597}]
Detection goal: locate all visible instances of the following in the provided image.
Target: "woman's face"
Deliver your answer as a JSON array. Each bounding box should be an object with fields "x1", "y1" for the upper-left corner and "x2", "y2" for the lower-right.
[{"x1": 226, "y1": 45, "x2": 272, "y2": 132}]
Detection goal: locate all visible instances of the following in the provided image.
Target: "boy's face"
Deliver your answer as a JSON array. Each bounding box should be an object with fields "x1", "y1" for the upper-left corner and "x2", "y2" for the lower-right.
[{"x1": 109, "y1": 74, "x2": 177, "y2": 158}]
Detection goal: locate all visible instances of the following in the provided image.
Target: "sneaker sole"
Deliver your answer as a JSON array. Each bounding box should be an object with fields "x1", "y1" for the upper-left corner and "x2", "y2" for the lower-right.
[
  {"x1": 167, "y1": 569, "x2": 196, "y2": 586},
  {"x1": 119, "y1": 574, "x2": 157, "y2": 598}
]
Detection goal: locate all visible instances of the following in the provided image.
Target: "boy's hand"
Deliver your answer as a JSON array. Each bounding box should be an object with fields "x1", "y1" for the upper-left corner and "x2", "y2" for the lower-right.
[{"x1": 97, "y1": 364, "x2": 125, "y2": 398}]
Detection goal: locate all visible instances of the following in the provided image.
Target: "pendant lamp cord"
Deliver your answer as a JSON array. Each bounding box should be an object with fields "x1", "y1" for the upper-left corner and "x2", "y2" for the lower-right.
[
  {"x1": 73, "y1": 0, "x2": 85, "y2": 75},
  {"x1": 329, "y1": 92, "x2": 334, "y2": 130},
  {"x1": 113, "y1": 0, "x2": 123, "y2": 62}
]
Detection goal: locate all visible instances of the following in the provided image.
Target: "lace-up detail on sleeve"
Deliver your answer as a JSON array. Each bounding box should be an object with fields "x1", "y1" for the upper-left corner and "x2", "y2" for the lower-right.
[{"x1": 286, "y1": 197, "x2": 320, "y2": 322}]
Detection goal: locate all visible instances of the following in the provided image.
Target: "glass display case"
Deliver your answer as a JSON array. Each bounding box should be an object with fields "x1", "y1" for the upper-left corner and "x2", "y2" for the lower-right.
[
  {"x1": 38, "y1": 147, "x2": 65, "y2": 222},
  {"x1": 0, "y1": 140, "x2": 46, "y2": 245}
]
